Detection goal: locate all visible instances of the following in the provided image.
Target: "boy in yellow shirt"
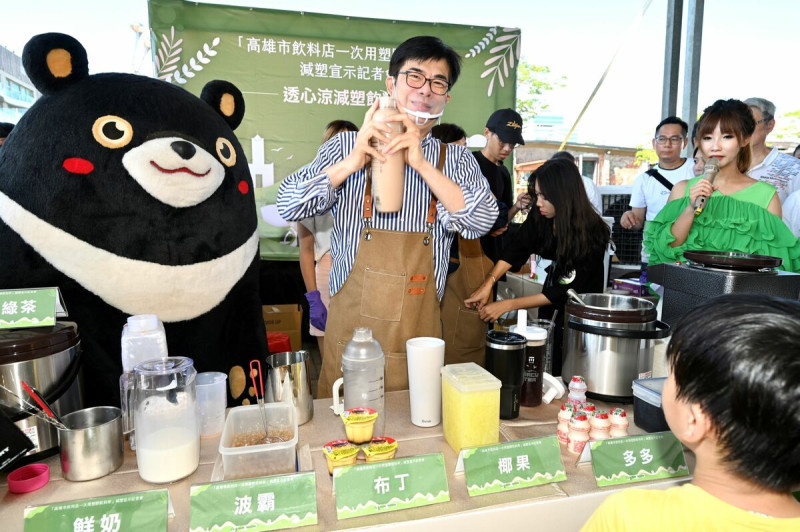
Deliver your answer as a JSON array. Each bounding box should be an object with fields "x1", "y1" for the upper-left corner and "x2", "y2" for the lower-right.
[{"x1": 582, "y1": 294, "x2": 800, "y2": 531}]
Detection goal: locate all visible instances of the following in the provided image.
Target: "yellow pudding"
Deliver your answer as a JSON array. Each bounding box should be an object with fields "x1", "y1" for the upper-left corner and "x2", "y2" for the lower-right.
[
  {"x1": 341, "y1": 407, "x2": 378, "y2": 444},
  {"x1": 322, "y1": 439, "x2": 359, "y2": 475},
  {"x1": 363, "y1": 436, "x2": 397, "y2": 463}
]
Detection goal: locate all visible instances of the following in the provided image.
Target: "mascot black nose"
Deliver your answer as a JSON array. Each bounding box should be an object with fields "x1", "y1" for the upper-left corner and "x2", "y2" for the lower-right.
[{"x1": 170, "y1": 140, "x2": 196, "y2": 160}]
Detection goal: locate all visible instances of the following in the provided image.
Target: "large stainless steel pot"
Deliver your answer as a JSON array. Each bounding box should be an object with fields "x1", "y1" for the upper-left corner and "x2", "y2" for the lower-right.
[
  {"x1": 562, "y1": 294, "x2": 670, "y2": 401},
  {"x1": 0, "y1": 323, "x2": 84, "y2": 464}
]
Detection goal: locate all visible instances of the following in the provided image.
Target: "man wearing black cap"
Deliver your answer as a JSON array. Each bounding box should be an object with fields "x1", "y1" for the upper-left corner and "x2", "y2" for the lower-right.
[
  {"x1": 440, "y1": 108, "x2": 528, "y2": 366},
  {"x1": 474, "y1": 108, "x2": 528, "y2": 262}
]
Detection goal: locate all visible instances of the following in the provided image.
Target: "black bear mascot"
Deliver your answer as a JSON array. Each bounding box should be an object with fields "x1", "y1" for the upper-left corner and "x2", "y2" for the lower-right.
[{"x1": 0, "y1": 33, "x2": 267, "y2": 407}]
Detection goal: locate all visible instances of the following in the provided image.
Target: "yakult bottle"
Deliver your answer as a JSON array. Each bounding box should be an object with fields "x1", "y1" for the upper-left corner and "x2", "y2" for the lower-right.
[
  {"x1": 556, "y1": 403, "x2": 574, "y2": 444},
  {"x1": 567, "y1": 376, "x2": 587, "y2": 410},
  {"x1": 589, "y1": 410, "x2": 611, "y2": 441},
  {"x1": 567, "y1": 411, "x2": 591, "y2": 454},
  {"x1": 609, "y1": 408, "x2": 629, "y2": 438}
]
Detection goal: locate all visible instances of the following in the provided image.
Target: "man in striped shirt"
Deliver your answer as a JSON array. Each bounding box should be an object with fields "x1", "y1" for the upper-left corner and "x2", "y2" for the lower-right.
[{"x1": 278, "y1": 36, "x2": 498, "y2": 396}]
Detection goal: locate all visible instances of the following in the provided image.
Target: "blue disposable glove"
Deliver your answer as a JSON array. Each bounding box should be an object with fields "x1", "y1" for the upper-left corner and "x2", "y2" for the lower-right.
[{"x1": 305, "y1": 290, "x2": 327, "y2": 331}]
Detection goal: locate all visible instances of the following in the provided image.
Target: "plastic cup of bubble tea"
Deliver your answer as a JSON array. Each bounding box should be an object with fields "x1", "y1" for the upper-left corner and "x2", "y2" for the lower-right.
[{"x1": 196, "y1": 372, "x2": 228, "y2": 437}]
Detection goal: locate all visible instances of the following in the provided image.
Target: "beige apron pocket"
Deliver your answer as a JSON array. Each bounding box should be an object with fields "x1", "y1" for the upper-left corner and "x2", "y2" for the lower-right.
[
  {"x1": 453, "y1": 306, "x2": 487, "y2": 350},
  {"x1": 361, "y1": 267, "x2": 405, "y2": 321},
  {"x1": 386, "y1": 351, "x2": 409, "y2": 391}
]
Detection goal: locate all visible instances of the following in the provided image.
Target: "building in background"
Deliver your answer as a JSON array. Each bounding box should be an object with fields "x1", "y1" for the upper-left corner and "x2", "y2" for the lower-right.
[
  {"x1": 0, "y1": 44, "x2": 37, "y2": 124},
  {"x1": 513, "y1": 140, "x2": 640, "y2": 187}
]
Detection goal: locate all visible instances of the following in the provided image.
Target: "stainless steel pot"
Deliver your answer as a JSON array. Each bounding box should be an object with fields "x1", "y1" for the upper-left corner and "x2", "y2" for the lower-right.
[
  {"x1": 562, "y1": 294, "x2": 670, "y2": 401},
  {"x1": 265, "y1": 350, "x2": 314, "y2": 425},
  {"x1": 0, "y1": 323, "x2": 84, "y2": 463}
]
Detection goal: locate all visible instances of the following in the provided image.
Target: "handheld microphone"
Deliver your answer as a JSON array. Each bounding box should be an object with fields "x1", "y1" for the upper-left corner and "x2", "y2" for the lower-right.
[{"x1": 694, "y1": 158, "x2": 720, "y2": 215}]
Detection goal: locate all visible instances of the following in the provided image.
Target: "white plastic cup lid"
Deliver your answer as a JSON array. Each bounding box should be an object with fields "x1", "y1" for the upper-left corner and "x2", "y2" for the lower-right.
[{"x1": 510, "y1": 324, "x2": 548, "y2": 341}]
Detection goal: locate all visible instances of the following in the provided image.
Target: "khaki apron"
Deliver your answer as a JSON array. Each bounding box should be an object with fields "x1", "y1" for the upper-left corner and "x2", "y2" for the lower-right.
[
  {"x1": 318, "y1": 145, "x2": 447, "y2": 398},
  {"x1": 440, "y1": 237, "x2": 494, "y2": 366}
]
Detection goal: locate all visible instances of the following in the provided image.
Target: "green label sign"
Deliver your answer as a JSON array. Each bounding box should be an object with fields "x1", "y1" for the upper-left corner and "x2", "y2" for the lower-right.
[
  {"x1": 189, "y1": 472, "x2": 317, "y2": 531},
  {"x1": 24, "y1": 489, "x2": 169, "y2": 531},
  {"x1": 333, "y1": 453, "x2": 449, "y2": 520},
  {"x1": 590, "y1": 432, "x2": 690, "y2": 487},
  {"x1": 0, "y1": 288, "x2": 57, "y2": 329},
  {"x1": 462, "y1": 435, "x2": 567, "y2": 496}
]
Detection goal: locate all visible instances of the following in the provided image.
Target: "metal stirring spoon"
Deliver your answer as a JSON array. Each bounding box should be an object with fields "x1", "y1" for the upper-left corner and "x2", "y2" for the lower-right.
[
  {"x1": 567, "y1": 289, "x2": 588, "y2": 306},
  {"x1": 249, "y1": 359, "x2": 269, "y2": 444}
]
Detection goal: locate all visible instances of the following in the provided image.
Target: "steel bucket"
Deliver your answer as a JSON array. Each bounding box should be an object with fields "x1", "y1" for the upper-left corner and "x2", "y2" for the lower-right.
[{"x1": 265, "y1": 350, "x2": 314, "y2": 425}]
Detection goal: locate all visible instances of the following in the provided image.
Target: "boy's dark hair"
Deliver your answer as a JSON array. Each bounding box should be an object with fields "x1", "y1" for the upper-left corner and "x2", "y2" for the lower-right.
[
  {"x1": 0, "y1": 122, "x2": 14, "y2": 137},
  {"x1": 389, "y1": 36, "x2": 462, "y2": 86},
  {"x1": 654, "y1": 116, "x2": 688, "y2": 138},
  {"x1": 431, "y1": 123, "x2": 466, "y2": 144},
  {"x1": 549, "y1": 151, "x2": 576, "y2": 163},
  {"x1": 667, "y1": 294, "x2": 800, "y2": 492}
]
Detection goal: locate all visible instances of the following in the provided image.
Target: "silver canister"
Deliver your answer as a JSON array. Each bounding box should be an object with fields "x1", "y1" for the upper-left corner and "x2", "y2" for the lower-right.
[
  {"x1": 562, "y1": 293, "x2": 671, "y2": 400},
  {"x1": 265, "y1": 351, "x2": 314, "y2": 425},
  {"x1": 59, "y1": 406, "x2": 123, "y2": 481},
  {"x1": 0, "y1": 323, "x2": 84, "y2": 462}
]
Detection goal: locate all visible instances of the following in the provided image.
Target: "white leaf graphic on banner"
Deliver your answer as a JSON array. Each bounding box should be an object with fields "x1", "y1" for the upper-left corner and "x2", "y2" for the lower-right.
[
  {"x1": 467, "y1": 27, "x2": 521, "y2": 97},
  {"x1": 154, "y1": 27, "x2": 220, "y2": 85}
]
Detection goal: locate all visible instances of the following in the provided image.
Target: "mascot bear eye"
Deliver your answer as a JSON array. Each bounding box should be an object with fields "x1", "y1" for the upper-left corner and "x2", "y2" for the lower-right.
[
  {"x1": 92, "y1": 116, "x2": 134, "y2": 149},
  {"x1": 216, "y1": 137, "x2": 237, "y2": 167}
]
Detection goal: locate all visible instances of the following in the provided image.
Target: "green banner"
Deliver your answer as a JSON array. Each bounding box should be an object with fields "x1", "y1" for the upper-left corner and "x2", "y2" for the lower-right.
[
  {"x1": 590, "y1": 432, "x2": 690, "y2": 488},
  {"x1": 147, "y1": 0, "x2": 519, "y2": 259},
  {"x1": 0, "y1": 288, "x2": 56, "y2": 328},
  {"x1": 24, "y1": 489, "x2": 169, "y2": 531},
  {"x1": 463, "y1": 435, "x2": 566, "y2": 496},
  {"x1": 189, "y1": 472, "x2": 317, "y2": 531},
  {"x1": 333, "y1": 453, "x2": 450, "y2": 520}
]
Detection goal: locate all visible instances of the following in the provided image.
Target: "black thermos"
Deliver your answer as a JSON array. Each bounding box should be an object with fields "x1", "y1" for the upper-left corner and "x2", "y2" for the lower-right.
[{"x1": 485, "y1": 330, "x2": 527, "y2": 419}]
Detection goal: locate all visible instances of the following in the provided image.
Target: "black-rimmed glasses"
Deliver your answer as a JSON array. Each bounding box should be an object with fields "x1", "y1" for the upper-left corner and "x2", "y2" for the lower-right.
[
  {"x1": 654, "y1": 136, "x2": 684, "y2": 145},
  {"x1": 398, "y1": 70, "x2": 451, "y2": 95}
]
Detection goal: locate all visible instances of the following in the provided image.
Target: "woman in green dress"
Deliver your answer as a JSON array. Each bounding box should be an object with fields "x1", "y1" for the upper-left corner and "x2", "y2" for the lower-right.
[{"x1": 644, "y1": 99, "x2": 800, "y2": 272}]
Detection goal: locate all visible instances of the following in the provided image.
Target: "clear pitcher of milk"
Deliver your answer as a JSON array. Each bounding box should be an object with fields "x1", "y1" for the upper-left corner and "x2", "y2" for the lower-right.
[
  {"x1": 130, "y1": 356, "x2": 199, "y2": 483},
  {"x1": 119, "y1": 314, "x2": 168, "y2": 449}
]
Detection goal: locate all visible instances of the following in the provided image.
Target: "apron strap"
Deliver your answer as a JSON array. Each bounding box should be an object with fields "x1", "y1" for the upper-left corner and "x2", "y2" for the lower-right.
[{"x1": 426, "y1": 142, "x2": 447, "y2": 224}]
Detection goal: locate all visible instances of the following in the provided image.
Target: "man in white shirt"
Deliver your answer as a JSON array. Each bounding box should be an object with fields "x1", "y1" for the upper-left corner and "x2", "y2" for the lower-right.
[
  {"x1": 783, "y1": 190, "x2": 800, "y2": 237},
  {"x1": 620, "y1": 116, "x2": 695, "y2": 267},
  {"x1": 744, "y1": 97, "x2": 800, "y2": 203}
]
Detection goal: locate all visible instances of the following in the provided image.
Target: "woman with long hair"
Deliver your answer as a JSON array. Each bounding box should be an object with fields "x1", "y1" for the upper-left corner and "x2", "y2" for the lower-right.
[
  {"x1": 465, "y1": 158, "x2": 610, "y2": 375},
  {"x1": 644, "y1": 99, "x2": 800, "y2": 271}
]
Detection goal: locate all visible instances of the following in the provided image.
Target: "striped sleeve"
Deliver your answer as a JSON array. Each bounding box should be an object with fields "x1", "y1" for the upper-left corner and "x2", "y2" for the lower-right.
[
  {"x1": 438, "y1": 144, "x2": 498, "y2": 238},
  {"x1": 276, "y1": 134, "x2": 352, "y2": 221}
]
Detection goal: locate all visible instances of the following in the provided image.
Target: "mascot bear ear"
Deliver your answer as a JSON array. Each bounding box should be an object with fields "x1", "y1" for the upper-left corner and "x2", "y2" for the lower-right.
[
  {"x1": 22, "y1": 33, "x2": 89, "y2": 94},
  {"x1": 201, "y1": 80, "x2": 245, "y2": 130}
]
